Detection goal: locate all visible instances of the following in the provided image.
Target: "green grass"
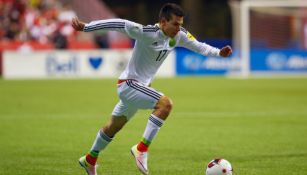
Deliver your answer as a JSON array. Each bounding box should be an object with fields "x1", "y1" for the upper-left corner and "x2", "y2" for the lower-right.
[{"x1": 0, "y1": 77, "x2": 307, "y2": 175}]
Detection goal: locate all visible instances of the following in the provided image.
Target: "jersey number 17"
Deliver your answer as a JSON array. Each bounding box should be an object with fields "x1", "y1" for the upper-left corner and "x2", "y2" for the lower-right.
[{"x1": 156, "y1": 50, "x2": 168, "y2": 61}]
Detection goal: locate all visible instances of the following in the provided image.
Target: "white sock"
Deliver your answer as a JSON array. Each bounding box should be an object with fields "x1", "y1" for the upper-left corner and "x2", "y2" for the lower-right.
[
  {"x1": 142, "y1": 114, "x2": 164, "y2": 144},
  {"x1": 90, "y1": 130, "x2": 112, "y2": 153}
]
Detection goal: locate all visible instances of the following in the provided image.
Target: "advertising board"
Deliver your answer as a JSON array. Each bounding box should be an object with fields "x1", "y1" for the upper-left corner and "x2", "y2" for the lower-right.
[{"x1": 3, "y1": 50, "x2": 175, "y2": 79}]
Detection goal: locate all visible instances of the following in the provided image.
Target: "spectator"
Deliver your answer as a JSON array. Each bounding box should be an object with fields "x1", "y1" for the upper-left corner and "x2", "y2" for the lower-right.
[{"x1": 0, "y1": 0, "x2": 78, "y2": 48}]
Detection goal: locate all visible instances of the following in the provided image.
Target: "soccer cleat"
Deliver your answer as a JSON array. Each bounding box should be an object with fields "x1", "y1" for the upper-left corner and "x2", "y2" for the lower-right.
[
  {"x1": 79, "y1": 156, "x2": 98, "y2": 175},
  {"x1": 130, "y1": 145, "x2": 149, "y2": 175}
]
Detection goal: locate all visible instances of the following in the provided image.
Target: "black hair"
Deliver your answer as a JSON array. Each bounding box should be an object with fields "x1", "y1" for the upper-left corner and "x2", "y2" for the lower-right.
[{"x1": 159, "y1": 3, "x2": 185, "y2": 21}]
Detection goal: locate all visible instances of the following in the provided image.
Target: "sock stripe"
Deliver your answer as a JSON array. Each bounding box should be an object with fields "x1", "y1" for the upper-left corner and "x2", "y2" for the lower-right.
[
  {"x1": 99, "y1": 130, "x2": 112, "y2": 142},
  {"x1": 89, "y1": 150, "x2": 99, "y2": 158},
  {"x1": 142, "y1": 138, "x2": 151, "y2": 146},
  {"x1": 149, "y1": 115, "x2": 163, "y2": 127}
]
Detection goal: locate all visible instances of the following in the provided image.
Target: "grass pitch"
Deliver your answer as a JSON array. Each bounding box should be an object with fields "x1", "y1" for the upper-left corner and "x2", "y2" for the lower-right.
[{"x1": 0, "y1": 77, "x2": 307, "y2": 175}]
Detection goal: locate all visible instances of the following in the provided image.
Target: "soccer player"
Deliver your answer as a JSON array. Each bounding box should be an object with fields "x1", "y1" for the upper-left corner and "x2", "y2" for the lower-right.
[{"x1": 72, "y1": 3, "x2": 232, "y2": 175}]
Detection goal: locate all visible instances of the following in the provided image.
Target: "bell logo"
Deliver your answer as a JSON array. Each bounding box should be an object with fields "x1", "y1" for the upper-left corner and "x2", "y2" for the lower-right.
[{"x1": 46, "y1": 55, "x2": 79, "y2": 75}]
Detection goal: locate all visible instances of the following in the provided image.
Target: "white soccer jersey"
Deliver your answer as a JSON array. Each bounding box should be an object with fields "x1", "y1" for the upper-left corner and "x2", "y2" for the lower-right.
[{"x1": 84, "y1": 19, "x2": 220, "y2": 85}]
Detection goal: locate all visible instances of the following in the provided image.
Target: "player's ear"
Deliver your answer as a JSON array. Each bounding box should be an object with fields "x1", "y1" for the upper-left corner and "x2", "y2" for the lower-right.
[{"x1": 160, "y1": 17, "x2": 167, "y2": 25}]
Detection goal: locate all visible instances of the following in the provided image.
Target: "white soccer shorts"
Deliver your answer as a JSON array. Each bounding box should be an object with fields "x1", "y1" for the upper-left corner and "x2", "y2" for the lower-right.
[{"x1": 112, "y1": 80, "x2": 164, "y2": 120}]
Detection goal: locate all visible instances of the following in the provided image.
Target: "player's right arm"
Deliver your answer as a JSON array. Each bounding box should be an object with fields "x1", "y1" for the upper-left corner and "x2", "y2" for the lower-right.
[
  {"x1": 71, "y1": 17, "x2": 149, "y2": 41},
  {"x1": 71, "y1": 17, "x2": 86, "y2": 31},
  {"x1": 177, "y1": 29, "x2": 232, "y2": 58}
]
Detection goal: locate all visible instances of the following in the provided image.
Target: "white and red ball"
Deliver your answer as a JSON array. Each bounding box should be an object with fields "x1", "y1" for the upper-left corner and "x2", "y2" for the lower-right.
[{"x1": 205, "y1": 159, "x2": 233, "y2": 175}]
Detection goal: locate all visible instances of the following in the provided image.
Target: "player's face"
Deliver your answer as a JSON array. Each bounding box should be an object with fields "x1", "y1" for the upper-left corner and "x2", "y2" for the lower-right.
[{"x1": 161, "y1": 14, "x2": 183, "y2": 38}]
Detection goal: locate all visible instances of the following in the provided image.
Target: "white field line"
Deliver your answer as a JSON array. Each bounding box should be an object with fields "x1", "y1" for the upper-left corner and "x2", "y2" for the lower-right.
[{"x1": 171, "y1": 111, "x2": 307, "y2": 117}]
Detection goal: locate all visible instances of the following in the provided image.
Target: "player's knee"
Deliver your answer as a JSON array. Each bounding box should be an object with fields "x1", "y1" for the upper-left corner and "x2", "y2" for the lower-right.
[
  {"x1": 163, "y1": 96, "x2": 173, "y2": 113},
  {"x1": 157, "y1": 96, "x2": 173, "y2": 114}
]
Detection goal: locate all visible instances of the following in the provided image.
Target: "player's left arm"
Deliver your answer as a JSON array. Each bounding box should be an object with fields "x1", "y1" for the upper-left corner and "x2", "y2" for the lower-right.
[{"x1": 178, "y1": 30, "x2": 232, "y2": 58}]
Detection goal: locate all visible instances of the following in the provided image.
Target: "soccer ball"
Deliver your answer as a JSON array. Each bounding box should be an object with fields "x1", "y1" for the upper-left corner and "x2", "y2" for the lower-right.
[{"x1": 205, "y1": 159, "x2": 233, "y2": 175}]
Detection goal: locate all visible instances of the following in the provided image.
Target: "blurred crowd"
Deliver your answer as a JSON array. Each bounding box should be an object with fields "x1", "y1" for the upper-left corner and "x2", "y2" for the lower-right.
[{"x1": 0, "y1": 0, "x2": 77, "y2": 49}]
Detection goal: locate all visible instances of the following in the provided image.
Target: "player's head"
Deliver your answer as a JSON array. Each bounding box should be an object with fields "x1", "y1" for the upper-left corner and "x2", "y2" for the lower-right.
[{"x1": 159, "y1": 3, "x2": 185, "y2": 38}]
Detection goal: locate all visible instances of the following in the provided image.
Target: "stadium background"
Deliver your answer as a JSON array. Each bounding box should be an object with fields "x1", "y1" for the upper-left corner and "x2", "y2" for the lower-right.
[{"x1": 1, "y1": 0, "x2": 307, "y2": 175}]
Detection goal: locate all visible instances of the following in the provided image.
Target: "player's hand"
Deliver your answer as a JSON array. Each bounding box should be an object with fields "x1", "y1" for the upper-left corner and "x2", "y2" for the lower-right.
[
  {"x1": 219, "y1": 45, "x2": 232, "y2": 57},
  {"x1": 71, "y1": 17, "x2": 85, "y2": 31}
]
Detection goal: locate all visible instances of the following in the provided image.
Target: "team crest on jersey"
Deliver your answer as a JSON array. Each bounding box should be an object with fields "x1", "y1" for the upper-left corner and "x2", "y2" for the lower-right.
[{"x1": 187, "y1": 32, "x2": 196, "y2": 41}]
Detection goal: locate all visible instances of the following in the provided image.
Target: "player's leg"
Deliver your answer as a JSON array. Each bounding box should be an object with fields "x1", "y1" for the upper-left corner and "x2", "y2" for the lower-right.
[
  {"x1": 79, "y1": 115, "x2": 127, "y2": 175},
  {"x1": 85, "y1": 116, "x2": 127, "y2": 164},
  {"x1": 135, "y1": 95, "x2": 172, "y2": 152},
  {"x1": 79, "y1": 100, "x2": 137, "y2": 175},
  {"x1": 124, "y1": 80, "x2": 172, "y2": 174},
  {"x1": 131, "y1": 96, "x2": 172, "y2": 175}
]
